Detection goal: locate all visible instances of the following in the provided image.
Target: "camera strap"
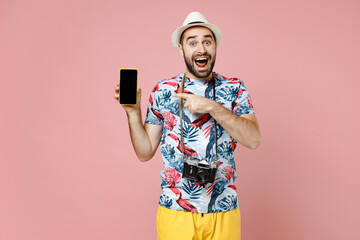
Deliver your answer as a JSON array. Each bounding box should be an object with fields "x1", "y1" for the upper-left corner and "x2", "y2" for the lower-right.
[{"x1": 179, "y1": 73, "x2": 218, "y2": 164}]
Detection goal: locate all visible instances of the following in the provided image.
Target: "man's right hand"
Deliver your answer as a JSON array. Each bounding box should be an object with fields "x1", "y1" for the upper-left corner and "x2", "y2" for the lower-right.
[
  {"x1": 114, "y1": 82, "x2": 162, "y2": 162},
  {"x1": 114, "y1": 83, "x2": 142, "y2": 114}
]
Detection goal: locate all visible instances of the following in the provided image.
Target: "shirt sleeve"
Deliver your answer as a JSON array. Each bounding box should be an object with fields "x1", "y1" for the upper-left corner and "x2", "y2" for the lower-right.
[
  {"x1": 232, "y1": 80, "x2": 255, "y2": 116},
  {"x1": 145, "y1": 83, "x2": 164, "y2": 125}
]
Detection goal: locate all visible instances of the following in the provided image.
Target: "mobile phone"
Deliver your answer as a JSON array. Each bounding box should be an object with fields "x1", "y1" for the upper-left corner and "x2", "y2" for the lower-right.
[{"x1": 119, "y1": 68, "x2": 138, "y2": 105}]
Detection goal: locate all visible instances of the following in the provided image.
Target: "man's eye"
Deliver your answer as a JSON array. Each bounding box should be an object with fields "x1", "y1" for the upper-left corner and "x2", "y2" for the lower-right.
[
  {"x1": 190, "y1": 42, "x2": 196, "y2": 46},
  {"x1": 205, "y1": 41, "x2": 211, "y2": 45}
]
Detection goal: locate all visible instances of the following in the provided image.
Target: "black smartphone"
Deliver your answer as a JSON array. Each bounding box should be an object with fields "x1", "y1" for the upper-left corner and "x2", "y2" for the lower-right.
[{"x1": 119, "y1": 68, "x2": 138, "y2": 105}]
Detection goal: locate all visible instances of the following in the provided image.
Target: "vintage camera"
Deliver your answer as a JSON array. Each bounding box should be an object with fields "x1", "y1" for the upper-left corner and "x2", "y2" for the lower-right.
[{"x1": 183, "y1": 157, "x2": 217, "y2": 184}]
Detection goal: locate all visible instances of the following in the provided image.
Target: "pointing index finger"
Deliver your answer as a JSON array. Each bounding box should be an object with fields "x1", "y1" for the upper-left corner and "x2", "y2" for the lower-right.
[{"x1": 172, "y1": 93, "x2": 191, "y2": 99}]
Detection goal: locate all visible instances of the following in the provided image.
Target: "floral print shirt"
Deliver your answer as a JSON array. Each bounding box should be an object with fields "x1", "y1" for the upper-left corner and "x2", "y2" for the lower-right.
[{"x1": 145, "y1": 72, "x2": 255, "y2": 213}]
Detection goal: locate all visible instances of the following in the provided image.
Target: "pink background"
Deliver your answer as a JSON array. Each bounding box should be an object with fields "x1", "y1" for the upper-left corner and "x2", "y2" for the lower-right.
[{"x1": 1, "y1": 0, "x2": 359, "y2": 239}]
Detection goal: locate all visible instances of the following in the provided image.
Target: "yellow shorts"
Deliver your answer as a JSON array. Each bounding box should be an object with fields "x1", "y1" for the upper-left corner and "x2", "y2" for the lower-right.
[{"x1": 156, "y1": 205, "x2": 241, "y2": 240}]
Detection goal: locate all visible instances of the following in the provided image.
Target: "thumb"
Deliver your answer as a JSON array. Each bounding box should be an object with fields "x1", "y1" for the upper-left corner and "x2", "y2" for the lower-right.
[{"x1": 134, "y1": 88, "x2": 141, "y2": 105}]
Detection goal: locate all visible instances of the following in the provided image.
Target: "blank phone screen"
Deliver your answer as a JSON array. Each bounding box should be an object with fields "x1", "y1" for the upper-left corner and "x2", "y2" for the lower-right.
[{"x1": 119, "y1": 69, "x2": 137, "y2": 104}]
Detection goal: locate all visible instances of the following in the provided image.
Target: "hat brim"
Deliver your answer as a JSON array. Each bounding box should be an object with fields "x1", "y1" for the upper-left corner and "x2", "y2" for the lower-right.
[{"x1": 171, "y1": 23, "x2": 222, "y2": 50}]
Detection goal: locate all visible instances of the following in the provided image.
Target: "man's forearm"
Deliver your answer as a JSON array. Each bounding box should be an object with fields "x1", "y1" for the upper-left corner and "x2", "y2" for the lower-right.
[
  {"x1": 115, "y1": 87, "x2": 162, "y2": 160},
  {"x1": 209, "y1": 103, "x2": 261, "y2": 149},
  {"x1": 172, "y1": 92, "x2": 260, "y2": 149},
  {"x1": 126, "y1": 110, "x2": 158, "y2": 161}
]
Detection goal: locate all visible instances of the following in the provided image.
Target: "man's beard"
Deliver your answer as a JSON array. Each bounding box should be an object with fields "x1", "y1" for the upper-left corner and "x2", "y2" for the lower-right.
[{"x1": 183, "y1": 51, "x2": 216, "y2": 79}]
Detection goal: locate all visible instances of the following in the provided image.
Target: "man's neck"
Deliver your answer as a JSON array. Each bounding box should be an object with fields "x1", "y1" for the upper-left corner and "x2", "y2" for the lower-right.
[{"x1": 184, "y1": 70, "x2": 213, "y2": 81}]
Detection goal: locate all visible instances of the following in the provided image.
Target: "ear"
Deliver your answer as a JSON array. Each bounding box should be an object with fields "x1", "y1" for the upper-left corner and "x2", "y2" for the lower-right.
[{"x1": 178, "y1": 44, "x2": 184, "y2": 57}]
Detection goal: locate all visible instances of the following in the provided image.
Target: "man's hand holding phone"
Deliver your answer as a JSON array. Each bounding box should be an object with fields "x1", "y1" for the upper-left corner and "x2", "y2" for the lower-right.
[
  {"x1": 114, "y1": 85, "x2": 141, "y2": 114},
  {"x1": 114, "y1": 68, "x2": 141, "y2": 114}
]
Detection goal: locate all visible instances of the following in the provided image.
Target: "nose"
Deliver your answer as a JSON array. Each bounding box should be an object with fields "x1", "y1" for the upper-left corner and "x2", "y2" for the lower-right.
[{"x1": 197, "y1": 43, "x2": 207, "y2": 54}]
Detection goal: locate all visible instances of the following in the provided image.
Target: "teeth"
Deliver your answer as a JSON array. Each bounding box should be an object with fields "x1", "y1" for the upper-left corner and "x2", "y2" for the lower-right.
[{"x1": 195, "y1": 58, "x2": 207, "y2": 61}]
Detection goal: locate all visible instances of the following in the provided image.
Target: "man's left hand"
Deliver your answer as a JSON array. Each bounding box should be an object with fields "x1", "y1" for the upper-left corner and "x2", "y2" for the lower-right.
[{"x1": 172, "y1": 93, "x2": 217, "y2": 114}]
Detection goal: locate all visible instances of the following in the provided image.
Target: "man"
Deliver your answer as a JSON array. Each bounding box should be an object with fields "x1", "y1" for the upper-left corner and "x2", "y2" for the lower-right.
[{"x1": 114, "y1": 12, "x2": 260, "y2": 240}]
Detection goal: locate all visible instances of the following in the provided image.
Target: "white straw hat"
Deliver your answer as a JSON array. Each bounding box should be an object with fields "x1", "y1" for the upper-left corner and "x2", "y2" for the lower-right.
[{"x1": 171, "y1": 12, "x2": 222, "y2": 50}]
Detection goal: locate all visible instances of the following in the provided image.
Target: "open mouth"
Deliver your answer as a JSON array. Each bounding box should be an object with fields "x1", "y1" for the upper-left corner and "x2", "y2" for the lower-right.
[{"x1": 194, "y1": 57, "x2": 208, "y2": 68}]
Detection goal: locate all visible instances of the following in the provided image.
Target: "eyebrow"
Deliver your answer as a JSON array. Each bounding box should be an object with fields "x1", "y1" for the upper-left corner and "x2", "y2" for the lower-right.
[{"x1": 186, "y1": 34, "x2": 214, "y2": 42}]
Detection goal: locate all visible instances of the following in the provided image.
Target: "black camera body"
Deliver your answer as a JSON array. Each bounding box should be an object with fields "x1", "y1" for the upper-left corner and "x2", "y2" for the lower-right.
[{"x1": 183, "y1": 157, "x2": 217, "y2": 184}]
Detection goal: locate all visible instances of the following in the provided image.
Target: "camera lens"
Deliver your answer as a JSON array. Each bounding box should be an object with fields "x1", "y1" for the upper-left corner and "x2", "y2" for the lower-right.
[{"x1": 196, "y1": 170, "x2": 209, "y2": 183}]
